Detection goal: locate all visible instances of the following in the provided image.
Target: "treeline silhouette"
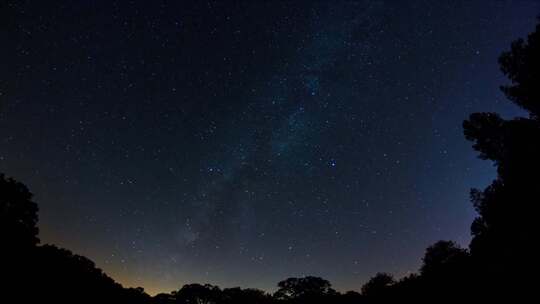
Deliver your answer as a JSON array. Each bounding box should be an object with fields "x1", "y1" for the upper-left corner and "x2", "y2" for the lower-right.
[{"x1": 2, "y1": 17, "x2": 539, "y2": 304}]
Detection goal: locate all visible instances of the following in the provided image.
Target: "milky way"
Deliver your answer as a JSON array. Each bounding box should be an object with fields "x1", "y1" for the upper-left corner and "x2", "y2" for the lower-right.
[{"x1": 1, "y1": 0, "x2": 539, "y2": 295}]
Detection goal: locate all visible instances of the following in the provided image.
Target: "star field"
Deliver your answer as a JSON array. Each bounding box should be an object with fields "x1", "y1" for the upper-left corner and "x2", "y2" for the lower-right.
[{"x1": 1, "y1": 0, "x2": 539, "y2": 295}]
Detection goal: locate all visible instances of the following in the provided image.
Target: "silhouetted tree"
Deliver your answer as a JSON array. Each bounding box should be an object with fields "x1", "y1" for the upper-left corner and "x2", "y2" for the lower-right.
[
  {"x1": 360, "y1": 273, "x2": 394, "y2": 299},
  {"x1": 124, "y1": 286, "x2": 153, "y2": 303},
  {"x1": 274, "y1": 276, "x2": 337, "y2": 303},
  {"x1": 499, "y1": 19, "x2": 540, "y2": 119},
  {"x1": 420, "y1": 240, "x2": 469, "y2": 276},
  {"x1": 1, "y1": 173, "x2": 41, "y2": 302},
  {"x1": 463, "y1": 17, "x2": 540, "y2": 299},
  {"x1": 172, "y1": 283, "x2": 222, "y2": 304},
  {"x1": 222, "y1": 287, "x2": 271, "y2": 304},
  {"x1": 0, "y1": 172, "x2": 150, "y2": 304},
  {"x1": 0, "y1": 173, "x2": 39, "y2": 249},
  {"x1": 29, "y1": 244, "x2": 129, "y2": 302},
  {"x1": 389, "y1": 274, "x2": 422, "y2": 302},
  {"x1": 340, "y1": 290, "x2": 365, "y2": 304},
  {"x1": 154, "y1": 292, "x2": 176, "y2": 304},
  {"x1": 416, "y1": 241, "x2": 472, "y2": 300}
]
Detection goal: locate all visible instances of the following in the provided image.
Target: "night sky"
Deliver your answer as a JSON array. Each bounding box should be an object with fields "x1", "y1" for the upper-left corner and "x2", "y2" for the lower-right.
[{"x1": 1, "y1": 0, "x2": 539, "y2": 295}]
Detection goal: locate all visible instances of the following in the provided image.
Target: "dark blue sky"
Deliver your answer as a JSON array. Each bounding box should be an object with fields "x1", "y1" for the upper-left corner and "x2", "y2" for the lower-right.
[{"x1": 1, "y1": 0, "x2": 539, "y2": 295}]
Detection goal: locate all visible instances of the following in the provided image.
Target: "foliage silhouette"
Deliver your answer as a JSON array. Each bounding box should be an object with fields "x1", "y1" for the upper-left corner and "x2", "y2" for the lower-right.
[
  {"x1": 360, "y1": 272, "x2": 394, "y2": 299},
  {"x1": 0, "y1": 173, "x2": 150, "y2": 303},
  {"x1": 221, "y1": 287, "x2": 272, "y2": 304},
  {"x1": 462, "y1": 17, "x2": 540, "y2": 299},
  {"x1": 274, "y1": 276, "x2": 337, "y2": 302},
  {"x1": 419, "y1": 240, "x2": 469, "y2": 276},
  {"x1": 171, "y1": 283, "x2": 222, "y2": 304},
  {"x1": 0, "y1": 173, "x2": 39, "y2": 249}
]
